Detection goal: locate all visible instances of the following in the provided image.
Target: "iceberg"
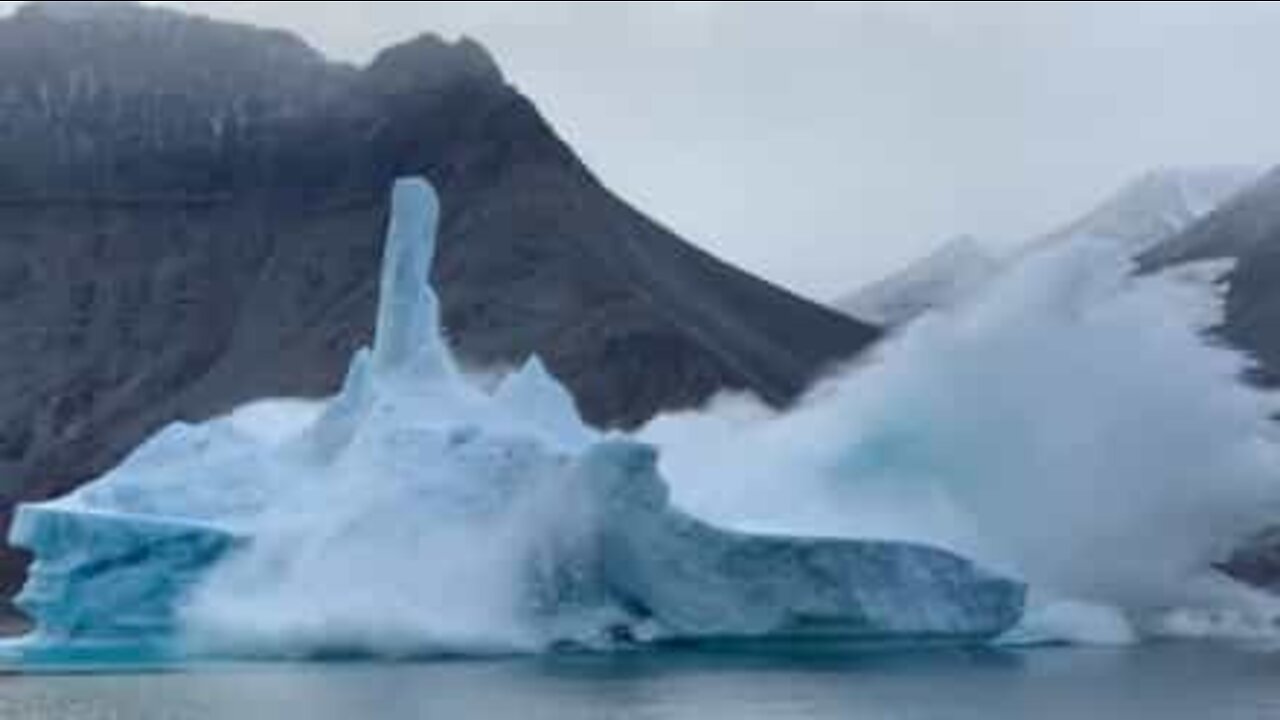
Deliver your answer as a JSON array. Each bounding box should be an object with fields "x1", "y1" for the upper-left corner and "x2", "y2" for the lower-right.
[{"x1": 3, "y1": 178, "x2": 1024, "y2": 663}]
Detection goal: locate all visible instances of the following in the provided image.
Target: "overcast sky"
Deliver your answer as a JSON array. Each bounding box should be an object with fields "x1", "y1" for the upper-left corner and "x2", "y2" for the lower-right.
[{"x1": 4, "y1": 1, "x2": 1280, "y2": 300}]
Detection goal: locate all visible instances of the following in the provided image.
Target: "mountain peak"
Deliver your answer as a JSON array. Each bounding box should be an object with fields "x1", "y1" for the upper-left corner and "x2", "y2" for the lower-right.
[
  {"x1": 1040, "y1": 165, "x2": 1264, "y2": 255},
  {"x1": 1142, "y1": 166, "x2": 1280, "y2": 267},
  {"x1": 1131, "y1": 165, "x2": 1264, "y2": 217},
  {"x1": 0, "y1": 0, "x2": 880, "y2": 602},
  {"x1": 366, "y1": 32, "x2": 505, "y2": 89},
  {"x1": 837, "y1": 235, "x2": 1002, "y2": 327}
]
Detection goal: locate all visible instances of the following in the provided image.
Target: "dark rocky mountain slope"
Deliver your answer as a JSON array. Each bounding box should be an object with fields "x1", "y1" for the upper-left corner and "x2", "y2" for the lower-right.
[
  {"x1": 1144, "y1": 168, "x2": 1280, "y2": 387},
  {"x1": 0, "y1": 1, "x2": 880, "y2": 604}
]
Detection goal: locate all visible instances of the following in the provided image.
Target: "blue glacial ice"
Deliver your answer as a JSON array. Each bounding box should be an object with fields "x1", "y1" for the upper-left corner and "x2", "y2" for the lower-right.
[{"x1": 3, "y1": 178, "x2": 1025, "y2": 662}]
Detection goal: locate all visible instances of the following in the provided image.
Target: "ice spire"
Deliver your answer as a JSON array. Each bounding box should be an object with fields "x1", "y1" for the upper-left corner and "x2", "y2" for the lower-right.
[
  {"x1": 371, "y1": 178, "x2": 455, "y2": 380},
  {"x1": 496, "y1": 356, "x2": 594, "y2": 450}
]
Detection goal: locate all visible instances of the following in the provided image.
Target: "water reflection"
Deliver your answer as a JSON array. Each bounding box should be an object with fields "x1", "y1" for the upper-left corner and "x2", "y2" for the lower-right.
[{"x1": 0, "y1": 644, "x2": 1277, "y2": 720}]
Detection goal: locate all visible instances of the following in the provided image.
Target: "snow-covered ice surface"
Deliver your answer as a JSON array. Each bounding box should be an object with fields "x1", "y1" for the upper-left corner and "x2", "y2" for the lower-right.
[{"x1": 1, "y1": 179, "x2": 1025, "y2": 666}]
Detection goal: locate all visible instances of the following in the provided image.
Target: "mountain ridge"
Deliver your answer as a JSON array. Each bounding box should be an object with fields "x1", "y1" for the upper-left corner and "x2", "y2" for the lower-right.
[
  {"x1": 834, "y1": 167, "x2": 1264, "y2": 328},
  {"x1": 0, "y1": 1, "x2": 881, "y2": 607},
  {"x1": 1038, "y1": 166, "x2": 1264, "y2": 257}
]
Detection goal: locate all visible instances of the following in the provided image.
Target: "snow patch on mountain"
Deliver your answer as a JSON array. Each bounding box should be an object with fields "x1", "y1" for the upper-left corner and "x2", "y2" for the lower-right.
[
  {"x1": 836, "y1": 167, "x2": 1263, "y2": 328},
  {"x1": 837, "y1": 236, "x2": 1003, "y2": 327},
  {"x1": 1039, "y1": 166, "x2": 1264, "y2": 257}
]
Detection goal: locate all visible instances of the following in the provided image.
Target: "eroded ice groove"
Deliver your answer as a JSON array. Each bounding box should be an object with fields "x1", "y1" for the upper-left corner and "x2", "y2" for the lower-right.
[{"x1": 3, "y1": 178, "x2": 1024, "y2": 664}]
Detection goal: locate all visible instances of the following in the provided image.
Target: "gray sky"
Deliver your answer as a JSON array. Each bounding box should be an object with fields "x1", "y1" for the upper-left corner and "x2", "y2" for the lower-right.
[{"x1": 4, "y1": 1, "x2": 1280, "y2": 300}]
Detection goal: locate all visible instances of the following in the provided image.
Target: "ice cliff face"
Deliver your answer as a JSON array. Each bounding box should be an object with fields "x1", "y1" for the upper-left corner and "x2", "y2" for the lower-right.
[{"x1": 1, "y1": 179, "x2": 1023, "y2": 663}]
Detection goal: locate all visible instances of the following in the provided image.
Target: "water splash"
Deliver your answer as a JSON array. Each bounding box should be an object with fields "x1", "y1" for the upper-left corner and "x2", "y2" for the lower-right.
[{"x1": 647, "y1": 239, "x2": 1280, "y2": 634}]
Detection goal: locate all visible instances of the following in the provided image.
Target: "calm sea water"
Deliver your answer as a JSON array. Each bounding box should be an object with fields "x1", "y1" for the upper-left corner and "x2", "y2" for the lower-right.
[{"x1": 1, "y1": 643, "x2": 1278, "y2": 719}]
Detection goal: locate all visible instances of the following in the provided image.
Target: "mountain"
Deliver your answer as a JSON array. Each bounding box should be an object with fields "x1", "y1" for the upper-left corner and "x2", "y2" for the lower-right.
[
  {"x1": 0, "y1": 1, "x2": 880, "y2": 603},
  {"x1": 1143, "y1": 168, "x2": 1280, "y2": 385},
  {"x1": 1136, "y1": 168, "x2": 1280, "y2": 585},
  {"x1": 835, "y1": 236, "x2": 1002, "y2": 327},
  {"x1": 1037, "y1": 166, "x2": 1264, "y2": 256},
  {"x1": 834, "y1": 167, "x2": 1262, "y2": 328}
]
